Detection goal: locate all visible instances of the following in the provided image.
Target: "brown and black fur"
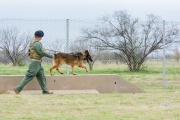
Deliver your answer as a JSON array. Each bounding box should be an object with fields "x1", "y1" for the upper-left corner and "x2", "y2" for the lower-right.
[{"x1": 50, "y1": 50, "x2": 93, "y2": 75}]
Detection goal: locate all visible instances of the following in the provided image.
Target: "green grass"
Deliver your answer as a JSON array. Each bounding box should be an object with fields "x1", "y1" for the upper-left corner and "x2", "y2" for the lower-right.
[
  {"x1": 0, "y1": 60, "x2": 180, "y2": 119},
  {"x1": 0, "y1": 92, "x2": 180, "y2": 120}
]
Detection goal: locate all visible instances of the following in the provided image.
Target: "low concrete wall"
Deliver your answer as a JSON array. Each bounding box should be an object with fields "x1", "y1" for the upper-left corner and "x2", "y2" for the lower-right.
[{"x1": 0, "y1": 74, "x2": 145, "y2": 93}]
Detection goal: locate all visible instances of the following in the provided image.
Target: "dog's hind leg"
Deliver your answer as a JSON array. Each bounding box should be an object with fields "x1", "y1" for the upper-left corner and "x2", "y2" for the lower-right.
[
  {"x1": 50, "y1": 65, "x2": 58, "y2": 75},
  {"x1": 55, "y1": 63, "x2": 64, "y2": 74},
  {"x1": 50, "y1": 58, "x2": 59, "y2": 75},
  {"x1": 56, "y1": 68, "x2": 64, "y2": 74}
]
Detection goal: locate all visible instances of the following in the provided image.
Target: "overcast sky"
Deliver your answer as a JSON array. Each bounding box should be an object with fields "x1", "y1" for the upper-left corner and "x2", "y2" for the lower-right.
[{"x1": 0, "y1": 0, "x2": 180, "y2": 21}]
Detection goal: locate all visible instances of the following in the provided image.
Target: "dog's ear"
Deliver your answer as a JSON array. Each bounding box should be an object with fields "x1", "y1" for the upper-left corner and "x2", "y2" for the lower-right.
[{"x1": 84, "y1": 50, "x2": 89, "y2": 55}]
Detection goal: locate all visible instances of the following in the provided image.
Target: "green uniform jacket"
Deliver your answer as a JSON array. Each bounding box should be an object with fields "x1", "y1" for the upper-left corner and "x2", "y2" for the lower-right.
[{"x1": 32, "y1": 40, "x2": 52, "y2": 60}]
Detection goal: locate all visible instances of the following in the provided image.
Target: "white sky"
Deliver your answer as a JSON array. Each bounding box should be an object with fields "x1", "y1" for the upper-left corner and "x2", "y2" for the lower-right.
[{"x1": 0, "y1": 0, "x2": 180, "y2": 20}]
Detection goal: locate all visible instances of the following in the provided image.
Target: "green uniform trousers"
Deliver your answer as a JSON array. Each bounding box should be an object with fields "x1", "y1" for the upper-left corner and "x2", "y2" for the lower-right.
[{"x1": 16, "y1": 60, "x2": 49, "y2": 94}]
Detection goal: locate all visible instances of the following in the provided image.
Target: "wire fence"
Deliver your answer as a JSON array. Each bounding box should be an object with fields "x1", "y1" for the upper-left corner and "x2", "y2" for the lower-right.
[{"x1": 0, "y1": 18, "x2": 180, "y2": 89}]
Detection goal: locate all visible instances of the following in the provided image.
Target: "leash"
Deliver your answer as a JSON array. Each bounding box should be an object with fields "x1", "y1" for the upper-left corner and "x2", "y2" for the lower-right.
[{"x1": 46, "y1": 49, "x2": 60, "y2": 53}]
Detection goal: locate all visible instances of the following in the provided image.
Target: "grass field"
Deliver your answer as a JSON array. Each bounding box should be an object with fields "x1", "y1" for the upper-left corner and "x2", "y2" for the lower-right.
[{"x1": 0, "y1": 60, "x2": 180, "y2": 120}]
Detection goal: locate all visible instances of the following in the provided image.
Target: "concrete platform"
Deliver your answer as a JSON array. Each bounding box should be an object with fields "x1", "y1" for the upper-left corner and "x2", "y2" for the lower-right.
[{"x1": 0, "y1": 74, "x2": 146, "y2": 94}]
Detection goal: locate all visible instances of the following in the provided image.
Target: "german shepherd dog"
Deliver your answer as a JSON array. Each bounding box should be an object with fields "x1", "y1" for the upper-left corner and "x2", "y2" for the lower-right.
[{"x1": 50, "y1": 50, "x2": 93, "y2": 75}]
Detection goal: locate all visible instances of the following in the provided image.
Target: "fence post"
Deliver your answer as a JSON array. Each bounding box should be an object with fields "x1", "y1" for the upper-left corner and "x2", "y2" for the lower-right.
[
  {"x1": 163, "y1": 20, "x2": 166, "y2": 88},
  {"x1": 66, "y1": 19, "x2": 69, "y2": 75}
]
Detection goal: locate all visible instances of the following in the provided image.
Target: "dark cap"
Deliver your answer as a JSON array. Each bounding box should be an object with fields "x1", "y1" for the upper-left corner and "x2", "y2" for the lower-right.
[{"x1": 34, "y1": 30, "x2": 44, "y2": 37}]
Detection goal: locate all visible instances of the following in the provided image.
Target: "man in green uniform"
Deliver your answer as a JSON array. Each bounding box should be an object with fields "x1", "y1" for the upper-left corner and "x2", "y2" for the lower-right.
[{"x1": 14, "y1": 30, "x2": 54, "y2": 94}]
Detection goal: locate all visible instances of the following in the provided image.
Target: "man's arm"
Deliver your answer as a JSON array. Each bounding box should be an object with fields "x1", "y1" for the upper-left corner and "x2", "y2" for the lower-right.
[{"x1": 33, "y1": 42, "x2": 53, "y2": 58}]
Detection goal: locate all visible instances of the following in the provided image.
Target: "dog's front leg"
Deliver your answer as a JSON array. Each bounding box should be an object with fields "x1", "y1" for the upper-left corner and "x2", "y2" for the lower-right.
[
  {"x1": 50, "y1": 65, "x2": 59, "y2": 75},
  {"x1": 78, "y1": 64, "x2": 88, "y2": 72},
  {"x1": 71, "y1": 66, "x2": 76, "y2": 75}
]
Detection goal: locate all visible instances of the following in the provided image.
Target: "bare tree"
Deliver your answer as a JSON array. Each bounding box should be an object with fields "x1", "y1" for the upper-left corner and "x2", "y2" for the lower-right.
[
  {"x1": 46, "y1": 38, "x2": 66, "y2": 53},
  {"x1": 99, "y1": 51, "x2": 114, "y2": 64},
  {"x1": 172, "y1": 47, "x2": 180, "y2": 62},
  {"x1": 82, "y1": 11, "x2": 180, "y2": 72},
  {"x1": 0, "y1": 27, "x2": 33, "y2": 66},
  {"x1": 69, "y1": 41, "x2": 88, "y2": 52}
]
